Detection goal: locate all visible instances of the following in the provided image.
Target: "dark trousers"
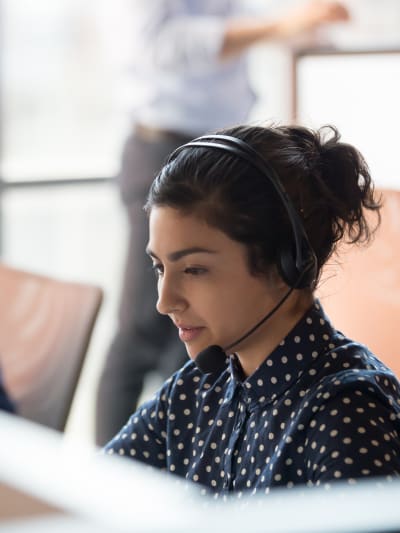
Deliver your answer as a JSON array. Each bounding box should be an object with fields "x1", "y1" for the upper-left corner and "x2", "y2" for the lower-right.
[{"x1": 95, "y1": 128, "x2": 192, "y2": 445}]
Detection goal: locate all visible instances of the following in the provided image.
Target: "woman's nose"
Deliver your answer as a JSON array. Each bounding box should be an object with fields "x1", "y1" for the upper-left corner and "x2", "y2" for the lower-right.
[{"x1": 156, "y1": 275, "x2": 186, "y2": 315}]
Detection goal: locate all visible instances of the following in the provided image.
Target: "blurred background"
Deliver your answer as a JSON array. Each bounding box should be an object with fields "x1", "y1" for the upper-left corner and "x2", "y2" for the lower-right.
[{"x1": 0, "y1": 0, "x2": 399, "y2": 444}]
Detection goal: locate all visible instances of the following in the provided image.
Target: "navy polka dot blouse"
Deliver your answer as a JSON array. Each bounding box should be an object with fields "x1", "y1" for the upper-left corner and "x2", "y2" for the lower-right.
[{"x1": 104, "y1": 301, "x2": 400, "y2": 495}]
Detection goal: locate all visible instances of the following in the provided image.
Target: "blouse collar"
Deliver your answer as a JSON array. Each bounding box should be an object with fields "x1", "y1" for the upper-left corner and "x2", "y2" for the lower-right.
[{"x1": 228, "y1": 300, "x2": 340, "y2": 410}]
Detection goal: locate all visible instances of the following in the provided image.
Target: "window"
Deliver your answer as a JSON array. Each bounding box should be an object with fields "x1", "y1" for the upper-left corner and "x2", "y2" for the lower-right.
[
  {"x1": 294, "y1": 50, "x2": 400, "y2": 189},
  {"x1": 1, "y1": 0, "x2": 130, "y2": 181}
]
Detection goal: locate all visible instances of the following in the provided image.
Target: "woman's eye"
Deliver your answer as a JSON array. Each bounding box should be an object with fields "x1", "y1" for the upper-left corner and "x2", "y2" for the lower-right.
[
  {"x1": 151, "y1": 264, "x2": 164, "y2": 277},
  {"x1": 184, "y1": 267, "x2": 207, "y2": 276}
]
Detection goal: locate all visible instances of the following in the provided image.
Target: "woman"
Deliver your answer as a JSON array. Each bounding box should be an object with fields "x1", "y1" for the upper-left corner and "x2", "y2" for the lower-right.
[
  {"x1": 104, "y1": 124, "x2": 400, "y2": 495},
  {"x1": 96, "y1": 0, "x2": 349, "y2": 446}
]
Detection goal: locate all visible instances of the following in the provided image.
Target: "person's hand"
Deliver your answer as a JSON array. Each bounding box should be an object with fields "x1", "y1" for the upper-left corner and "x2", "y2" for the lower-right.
[{"x1": 278, "y1": 0, "x2": 350, "y2": 39}]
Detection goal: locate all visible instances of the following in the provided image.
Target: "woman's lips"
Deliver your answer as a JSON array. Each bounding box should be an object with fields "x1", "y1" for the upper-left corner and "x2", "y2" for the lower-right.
[{"x1": 177, "y1": 326, "x2": 204, "y2": 343}]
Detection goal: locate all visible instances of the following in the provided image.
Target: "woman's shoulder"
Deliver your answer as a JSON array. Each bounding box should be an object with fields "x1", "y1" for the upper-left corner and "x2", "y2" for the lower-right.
[
  {"x1": 313, "y1": 337, "x2": 400, "y2": 410},
  {"x1": 326, "y1": 335, "x2": 398, "y2": 379}
]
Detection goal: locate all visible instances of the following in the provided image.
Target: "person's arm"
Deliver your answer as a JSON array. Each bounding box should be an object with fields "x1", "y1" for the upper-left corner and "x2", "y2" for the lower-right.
[
  {"x1": 135, "y1": 1, "x2": 349, "y2": 73},
  {"x1": 220, "y1": 1, "x2": 350, "y2": 60},
  {"x1": 102, "y1": 382, "x2": 170, "y2": 469}
]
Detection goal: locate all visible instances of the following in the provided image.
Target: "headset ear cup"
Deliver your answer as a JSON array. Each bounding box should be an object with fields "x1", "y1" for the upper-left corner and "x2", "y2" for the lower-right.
[
  {"x1": 278, "y1": 243, "x2": 317, "y2": 289},
  {"x1": 278, "y1": 245, "x2": 299, "y2": 288}
]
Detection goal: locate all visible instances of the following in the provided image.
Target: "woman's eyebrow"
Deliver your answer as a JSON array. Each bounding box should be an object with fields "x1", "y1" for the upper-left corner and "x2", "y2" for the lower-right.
[{"x1": 145, "y1": 246, "x2": 217, "y2": 262}]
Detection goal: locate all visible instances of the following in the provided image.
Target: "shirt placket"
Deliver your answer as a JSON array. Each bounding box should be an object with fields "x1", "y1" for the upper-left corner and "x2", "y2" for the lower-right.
[{"x1": 222, "y1": 386, "x2": 249, "y2": 492}]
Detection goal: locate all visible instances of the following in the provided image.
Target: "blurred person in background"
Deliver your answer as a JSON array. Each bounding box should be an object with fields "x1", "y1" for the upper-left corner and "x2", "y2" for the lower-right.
[{"x1": 96, "y1": 0, "x2": 349, "y2": 446}]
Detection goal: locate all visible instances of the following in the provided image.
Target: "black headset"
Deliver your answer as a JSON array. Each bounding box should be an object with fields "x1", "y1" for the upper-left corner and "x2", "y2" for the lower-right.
[{"x1": 167, "y1": 134, "x2": 318, "y2": 290}]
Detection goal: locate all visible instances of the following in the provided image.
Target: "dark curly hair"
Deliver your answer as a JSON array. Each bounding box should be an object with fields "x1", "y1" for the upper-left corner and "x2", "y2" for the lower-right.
[{"x1": 144, "y1": 123, "x2": 381, "y2": 287}]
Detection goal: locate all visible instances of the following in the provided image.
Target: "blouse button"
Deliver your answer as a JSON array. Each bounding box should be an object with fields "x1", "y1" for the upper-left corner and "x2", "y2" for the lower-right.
[
  {"x1": 234, "y1": 412, "x2": 245, "y2": 431},
  {"x1": 223, "y1": 473, "x2": 231, "y2": 490}
]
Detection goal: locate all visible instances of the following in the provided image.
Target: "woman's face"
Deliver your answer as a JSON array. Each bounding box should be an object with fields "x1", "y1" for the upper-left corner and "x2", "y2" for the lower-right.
[{"x1": 147, "y1": 206, "x2": 286, "y2": 365}]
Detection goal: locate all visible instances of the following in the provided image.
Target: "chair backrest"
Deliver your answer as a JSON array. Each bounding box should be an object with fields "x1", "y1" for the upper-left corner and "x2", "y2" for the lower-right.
[
  {"x1": 317, "y1": 188, "x2": 400, "y2": 378},
  {"x1": 0, "y1": 263, "x2": 103, "y2": 431}
]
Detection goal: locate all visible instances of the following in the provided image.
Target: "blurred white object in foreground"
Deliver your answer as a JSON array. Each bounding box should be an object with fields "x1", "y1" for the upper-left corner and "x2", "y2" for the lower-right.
[{"x1": 1, "y1": 411, "x2": 400, "y2": 532}]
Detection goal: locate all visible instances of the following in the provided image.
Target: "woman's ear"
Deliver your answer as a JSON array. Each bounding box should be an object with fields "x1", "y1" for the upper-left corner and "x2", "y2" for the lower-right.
[
  {"x1": 269, "y1": 265, "x2": 289, "y2": 290},
  {"x1": 259, "y1": 263, "x2": 288, "y2": 291}
]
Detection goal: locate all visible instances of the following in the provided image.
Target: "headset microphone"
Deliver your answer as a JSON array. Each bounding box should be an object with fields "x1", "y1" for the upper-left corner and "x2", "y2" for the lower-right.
[{"x1": 194, "y1": 345, "x2": 227, "y2": 375}]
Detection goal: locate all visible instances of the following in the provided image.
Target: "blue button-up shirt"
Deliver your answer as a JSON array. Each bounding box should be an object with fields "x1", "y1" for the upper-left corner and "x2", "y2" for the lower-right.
[{"x1": 104, "y1": 301, "x2": 400, "y2": 495}]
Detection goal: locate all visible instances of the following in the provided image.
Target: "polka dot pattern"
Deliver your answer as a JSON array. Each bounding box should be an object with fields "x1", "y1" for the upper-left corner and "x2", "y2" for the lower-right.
[{"x1": 103, "y1": 301, "x2": 400, "y2": 495}]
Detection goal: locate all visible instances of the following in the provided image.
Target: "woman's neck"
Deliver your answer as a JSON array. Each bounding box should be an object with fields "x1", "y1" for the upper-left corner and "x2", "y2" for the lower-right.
[{"x1": 235, "y1": 291, "x2": 314, "y2": 377}]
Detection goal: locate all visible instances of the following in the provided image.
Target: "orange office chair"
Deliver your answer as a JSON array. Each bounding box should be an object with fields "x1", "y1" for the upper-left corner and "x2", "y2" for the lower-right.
[
  {"x1": 317, "y1": 188, "x2": 400, "y2": 378},
  {"x1": 0, "y1": 263, "x2": 103, "y2": 431}
]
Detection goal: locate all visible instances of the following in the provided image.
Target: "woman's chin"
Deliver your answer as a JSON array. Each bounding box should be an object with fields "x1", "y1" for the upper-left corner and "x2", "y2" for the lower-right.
[
  {"x1": 185, "y1": 342, "x2": 208, "y2": 362},
  {"x1": 186, "y1": 347, "x2": 199, "y2": 361}
]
